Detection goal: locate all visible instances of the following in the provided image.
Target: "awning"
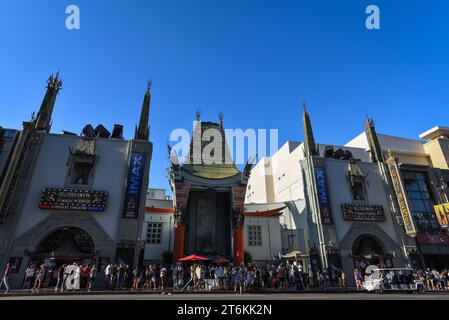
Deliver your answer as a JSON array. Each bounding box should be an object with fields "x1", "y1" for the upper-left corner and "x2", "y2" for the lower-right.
[{"x1": 280, "y1": 251, "x2": 308, "y2": 259}]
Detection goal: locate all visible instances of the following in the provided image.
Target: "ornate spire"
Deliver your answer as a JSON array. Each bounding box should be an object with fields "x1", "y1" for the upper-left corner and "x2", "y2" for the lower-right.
[
  {"x1": 302, "y1": 102, "x2": 318, "y2": 157},
  {"x1": 219, "y1": 112, "x2": 224, "y2": 128},
  {"x1": 365, "y1": 116, "x2": 384, "y2": 163},
  {"x1": 135, "y1": 81, "x2": 151, "y2": 140},
  {"x1": 34, "y1": 72, "x2": 63, "y2": 132},
  {"x1": 195, "y1": 109, "x2": 201, "y2": 122}
]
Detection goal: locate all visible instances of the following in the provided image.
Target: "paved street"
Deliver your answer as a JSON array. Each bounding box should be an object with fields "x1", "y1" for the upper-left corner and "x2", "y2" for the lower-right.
[{"x1": 1, "y1": 292, "x2": 449, "y2": 300}]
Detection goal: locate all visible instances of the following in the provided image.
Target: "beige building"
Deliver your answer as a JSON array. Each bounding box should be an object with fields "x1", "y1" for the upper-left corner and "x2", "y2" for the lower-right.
[{"x1": 245, "y1": 107, "x2": 449, "y2": 283}]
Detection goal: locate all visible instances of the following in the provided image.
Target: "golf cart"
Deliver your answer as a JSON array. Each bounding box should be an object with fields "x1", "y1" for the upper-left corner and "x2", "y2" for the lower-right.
[{"x1": 362, "y1": 267, "x2": 425, "y2": 294}]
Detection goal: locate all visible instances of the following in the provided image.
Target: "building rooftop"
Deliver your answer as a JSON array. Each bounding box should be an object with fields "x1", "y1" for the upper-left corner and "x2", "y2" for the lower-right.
[
  {"x1": 419, "y1": 126, "x2": 449, "y2": 141},
  {"x1": 182, "y1": 121, "x2": 240, "y2": 180}
]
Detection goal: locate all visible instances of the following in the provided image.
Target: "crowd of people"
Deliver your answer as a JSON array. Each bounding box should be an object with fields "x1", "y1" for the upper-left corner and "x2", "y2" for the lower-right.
[
  {"x1": 3, "y1": 260, "x2": 449, "y2": 294},
  {"x1": 415, "y1": 268, "x2": 449, "y2": 291},
  {"x1": 20, "y1": 262, "x2": 98, "y2": 293},
  {"x1": 26, "y1": 261, "x2": 348, "y2": 294}
]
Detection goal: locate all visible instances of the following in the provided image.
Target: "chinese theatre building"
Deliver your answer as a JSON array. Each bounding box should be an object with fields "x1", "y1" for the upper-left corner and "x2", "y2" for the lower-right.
[
  {"x1": 0, "y1": 74, "x2": 153, "y2": 288},
  {"x1": 168, "y1": 114, "x2": 252, "y2": 264}
]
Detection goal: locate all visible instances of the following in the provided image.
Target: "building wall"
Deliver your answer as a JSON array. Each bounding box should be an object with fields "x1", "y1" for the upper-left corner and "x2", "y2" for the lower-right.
[
  {"x1": 143, "y1": 213, "x2": 174, "y2": 262},
  {"x1": 142, "y1": 198, "x2": 174, "y2": 262},
  {"x1": 244, "y1": 216, "x2": 282, "y2": 263},
  {"x1": 12, "y1": 134, "x2": 130, "y2": 241},
  {"x1": 424, "y1": 138, "x2": 449, "y2": 170},
  {"x1": 246, "y1": 157, "x2": 271, "y2": 203},
  {"x1": 323, "y1": 159, "x2": 399, "y2": 246}
]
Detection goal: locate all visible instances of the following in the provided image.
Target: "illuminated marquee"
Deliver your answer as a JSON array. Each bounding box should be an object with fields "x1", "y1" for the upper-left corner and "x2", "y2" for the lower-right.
[
  {"x1": 39, "y1": 188, "x2": 108, "y2": 212},
  {"x1": 386, "y1": 157, "x2": 417, "y2": 237},
  {"x1": 342, "y1": 203, "x2": 386, "y2": 222}
]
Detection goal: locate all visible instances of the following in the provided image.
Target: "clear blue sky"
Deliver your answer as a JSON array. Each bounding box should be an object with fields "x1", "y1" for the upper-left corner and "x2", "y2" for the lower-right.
[{"x1": 1, "y1": 0, "x2": 448, "y2": 191}]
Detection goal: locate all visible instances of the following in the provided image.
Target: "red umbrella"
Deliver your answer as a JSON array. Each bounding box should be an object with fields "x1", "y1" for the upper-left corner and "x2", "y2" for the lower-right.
[
  {"x1": 213, "y1": 257, "x2": 230, "y2": 264},
  {"x1": 178, "y1": 254, "x2": 211, "y2": 261}
]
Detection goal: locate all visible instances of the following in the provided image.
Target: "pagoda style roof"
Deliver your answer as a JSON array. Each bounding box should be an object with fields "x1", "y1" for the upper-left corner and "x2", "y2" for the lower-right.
[{"x1": 181, "y1": 121, "x2": 241, "y2": 180}]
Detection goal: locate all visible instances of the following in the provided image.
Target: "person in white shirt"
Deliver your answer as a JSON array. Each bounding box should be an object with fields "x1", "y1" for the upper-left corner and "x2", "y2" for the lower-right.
[
  {"x1": 73, "y1": 264, "x2": 81, "y2": 291},
  {"x1": 104, "y1": 264, "x2": 112, "y2": 289}
]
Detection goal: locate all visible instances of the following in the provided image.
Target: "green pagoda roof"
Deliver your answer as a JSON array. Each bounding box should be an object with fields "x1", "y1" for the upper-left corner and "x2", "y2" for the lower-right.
[{"x1": 182, "y1": 121, "x2": 241, "y2": 180}]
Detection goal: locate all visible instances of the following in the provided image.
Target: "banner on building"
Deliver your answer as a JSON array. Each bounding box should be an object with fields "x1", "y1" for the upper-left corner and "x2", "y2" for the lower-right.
[
  {"x1": 434, "y1": 203, "x2": 449, "y2": 227},
  {"x1": 39, "y1": 188, "x2": 108, "y2": 212},
  {"x1": 122, "y1": 152, "x2": 146, "y2": 219},
  {"x1": 386, "y1": 157, "x2": 417, "y2": 237},
  {"x1": 417, "y1": 234, "x2": 449, "y2": 246},
  {"x1": 314, "y1": 167, "x2": 333, "y2": 224}
]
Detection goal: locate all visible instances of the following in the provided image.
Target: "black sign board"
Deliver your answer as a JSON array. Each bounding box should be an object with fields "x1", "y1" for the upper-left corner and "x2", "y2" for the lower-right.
[
  {"x1": 39, "y1": 188, "x2": 108, "y2": 212},
  {"x1": 342, "y1": 203, "x2": 386, "y2": 222}
]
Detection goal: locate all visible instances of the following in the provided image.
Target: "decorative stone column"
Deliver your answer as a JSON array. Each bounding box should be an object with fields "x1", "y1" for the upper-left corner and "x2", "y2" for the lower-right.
[
  {"x1": 173, "y1": 206, "x2": 186, "y2": 263},
  {"x1": 232, "y1": 207, "x2": 245, "y2": 265}
]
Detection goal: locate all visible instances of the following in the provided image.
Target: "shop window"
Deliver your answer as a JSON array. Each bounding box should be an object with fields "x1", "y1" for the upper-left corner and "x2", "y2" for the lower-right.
[
  {"x1": 248, "y1": 225, "x2": 262, "y2": 247},
  {"x1": 147, "y1": 223, "x2": 162, "y2": 245}
]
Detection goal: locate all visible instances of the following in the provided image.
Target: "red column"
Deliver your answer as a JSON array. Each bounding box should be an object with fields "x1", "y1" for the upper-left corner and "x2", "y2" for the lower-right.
[
  {"x1": 173, "y1": 225, "x2": 185, "y2": 263},
  {"x1": 233, "y1": 227, "x2": 244, "y2": 265}
]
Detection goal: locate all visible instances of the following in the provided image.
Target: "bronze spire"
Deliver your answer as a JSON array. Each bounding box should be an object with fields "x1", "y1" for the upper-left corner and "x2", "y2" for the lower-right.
[
  {"x1": 302, "y1": 102, "x2": 318, "y2": 157},
  {"x1": 135, "y1": 81, "x2": 151, "y2": 140},
  {"x1": 365, "y1": 117, "x2": 384, "y2": 163},
  {"x1": 34, "y1": 72, "x2": 62, "y2": 132}
]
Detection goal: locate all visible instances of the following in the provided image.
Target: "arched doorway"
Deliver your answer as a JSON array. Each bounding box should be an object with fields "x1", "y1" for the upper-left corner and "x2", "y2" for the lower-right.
[
  {"x1": 36, "y1": 227, "x2": 95, "y2": 256},
  {"x1": 24, "y1": 227, "x2": 96, "y2": 289},
  {"x1": 352, "y1": 235, "x2": 393, "y2": 273}
]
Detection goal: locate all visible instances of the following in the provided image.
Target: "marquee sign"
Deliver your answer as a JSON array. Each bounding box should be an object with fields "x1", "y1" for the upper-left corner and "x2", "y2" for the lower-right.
[
  {"x1": 434, "y1": 203, "x2": 449, "y2": 227},
  {"x1": 122, "y1": 152, "x2": 146, "y2": 219},
  {"x1": 342, "y1": 203, "x2": 386, "y2": 222},
  {"x1": 314, "y1": 167, "x2": 333, "y2": 224},
  {"x1": 39, "y1": 188, "x2": 108, "y2": 212},
  {"x1": 386, "y1": 157, "x2": 417, "y2": 237}
]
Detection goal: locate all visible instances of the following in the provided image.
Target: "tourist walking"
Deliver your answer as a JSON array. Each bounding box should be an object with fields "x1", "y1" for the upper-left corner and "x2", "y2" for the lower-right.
[
  {"x1": 104, "y1": 263, "x2": 112, "y2": 289},
  {"x1": 55, "y1": 264, "x2": 66, "y2": 292},
  {"x1": 23, "y1": 264, "x2": 35, "y2": 289},
  {"x1": 31, "y1": 264, "x2": 45, "y2": 293},
  {"x1": 88, "y1": 264, "x2": 97, "y2": 291},
  {"x1": 0, "y1": 263, "x2": 12, "y2": 294},
  {"x1": 160, "y1": 265, "x2": 167, "y2": 291}
]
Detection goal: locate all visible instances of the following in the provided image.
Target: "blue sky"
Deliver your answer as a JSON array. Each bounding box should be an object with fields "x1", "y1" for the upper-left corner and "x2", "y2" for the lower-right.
[{"x1": 0, "y1": 0, "x2": 448, "y2": 191}]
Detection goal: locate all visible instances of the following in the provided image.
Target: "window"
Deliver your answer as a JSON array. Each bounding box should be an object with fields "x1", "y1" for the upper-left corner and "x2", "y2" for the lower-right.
[
  {"x1": 348, "y1": 161, "x2": 366, "y2": 201},
  {"x1": 247, "y1": 225, "x2": 262, "y2": 246},
  {"x1": 351, "y1": 181, "x2": 366, "y2": 201},
  {"x1": 70, "y1": 161, "x2": 94, "y2": 185},
  {"x1": 146, "y1": 223, "x2": 162, "y2": 245},
  {"x1": 402, "y1": 170, "x2": 440, "y2": 235}
]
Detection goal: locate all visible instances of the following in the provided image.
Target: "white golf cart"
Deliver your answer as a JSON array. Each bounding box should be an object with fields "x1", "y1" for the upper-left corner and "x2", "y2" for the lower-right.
[{"x1": 362, "y1": 267, "x2": 425, "y2": 294}]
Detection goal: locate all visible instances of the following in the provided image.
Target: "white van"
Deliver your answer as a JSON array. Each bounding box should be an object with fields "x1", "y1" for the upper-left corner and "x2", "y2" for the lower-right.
[{"x1": 362, "y1": 268, "x2": 425, "y2": 294}]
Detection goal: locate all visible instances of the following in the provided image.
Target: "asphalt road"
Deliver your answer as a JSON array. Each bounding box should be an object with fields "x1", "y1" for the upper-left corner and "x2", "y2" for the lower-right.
[{"x1": 1, "y1": 292, "x2": 449, "y2": 300}]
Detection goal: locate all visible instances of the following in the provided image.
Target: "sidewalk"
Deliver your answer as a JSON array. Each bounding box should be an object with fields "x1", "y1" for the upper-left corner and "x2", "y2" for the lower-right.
[{"x1": 0, "y1": 287, "x2": 359, "y2": 298}]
